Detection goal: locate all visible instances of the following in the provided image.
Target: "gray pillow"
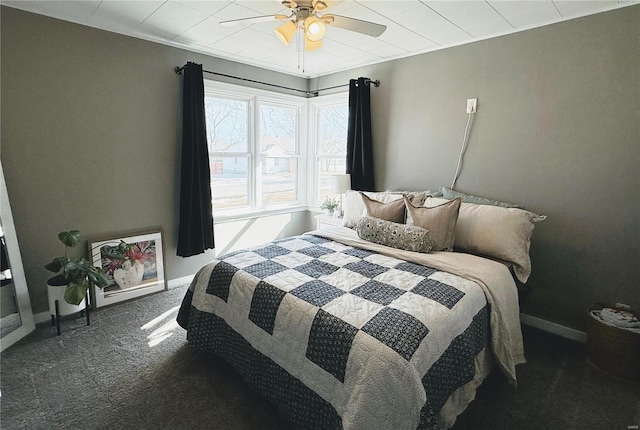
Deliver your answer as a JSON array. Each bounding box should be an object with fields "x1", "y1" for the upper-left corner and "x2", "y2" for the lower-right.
[
  {"x1": 356, "y1": 216, "x2": 433, "y2": 253},
  {"x1": 405, "y1": 196, "x2": 461, "y2": 251},
  {"x1": 440, "y1": 186, "x2": 522, "y2": 209},
  {"x1": 360, "y1": 192, "x2": 407, "y2": 224}
]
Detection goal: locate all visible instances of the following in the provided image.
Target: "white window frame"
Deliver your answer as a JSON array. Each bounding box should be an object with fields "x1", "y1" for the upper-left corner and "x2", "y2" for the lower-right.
[
  {"x1": 307, "y1": 92, "x2": 350, "y2": 207},
  {"x1": 204, "y1": 80, "x2": 308, "y2": 220}
]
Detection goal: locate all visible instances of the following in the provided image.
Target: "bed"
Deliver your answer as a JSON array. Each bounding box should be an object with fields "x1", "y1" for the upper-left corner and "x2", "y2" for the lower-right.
[{"x1": 177, "y1": 189, "x2": 544, "y2": 429}]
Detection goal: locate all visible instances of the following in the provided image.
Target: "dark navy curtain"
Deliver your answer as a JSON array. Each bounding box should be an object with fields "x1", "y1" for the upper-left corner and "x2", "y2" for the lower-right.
[
  {"x1": 177, "y1": 62, "x2": 215, "y2": 257},
  {"x1": 346, "y1": 77, "x2": 375, "y2": 191}
]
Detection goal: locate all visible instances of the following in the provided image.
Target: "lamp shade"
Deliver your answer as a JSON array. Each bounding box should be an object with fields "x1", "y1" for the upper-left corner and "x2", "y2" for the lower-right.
[
  {"x1": 304, "y1": 36, "x2": 323, "y2": 51},
  {"x1": 304, "y1": 16, "x2": 326, "y2": 42},
  {"x1": 274, "y1": 21, "x2": 297, "y2": 46},
  {"x1": 330, "y1": 174, "x2": 351, "y2": 194}
]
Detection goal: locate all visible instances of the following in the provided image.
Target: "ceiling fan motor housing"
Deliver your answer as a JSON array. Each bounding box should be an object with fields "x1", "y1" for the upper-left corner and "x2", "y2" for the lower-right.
[{"x1": 282, "y1": 0, "x2": 328, "y2": 19}]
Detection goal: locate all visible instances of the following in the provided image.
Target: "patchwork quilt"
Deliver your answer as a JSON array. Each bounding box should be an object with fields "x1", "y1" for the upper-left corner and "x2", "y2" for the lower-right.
[{"x1": 178, "y1": 232, "x2": 515, "y2": 429}]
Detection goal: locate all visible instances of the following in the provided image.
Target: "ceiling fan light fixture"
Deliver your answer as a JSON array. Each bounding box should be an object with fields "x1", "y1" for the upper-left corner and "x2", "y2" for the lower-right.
[
  {"x1": 312, "y1": 0, "x2": 328, "y2": 11},
  {"x1": 304, "y1": 16, "x2": 326, "y2": 42},
  {"x1": 321, "y1": 15, "x2": 334, "y2": 25},
  {"x1": 304, "y1": 36, "x2": 323, "y2": 51},
  {"x1": 274, "y1": 20, "x2": 297, "y2": 46}
]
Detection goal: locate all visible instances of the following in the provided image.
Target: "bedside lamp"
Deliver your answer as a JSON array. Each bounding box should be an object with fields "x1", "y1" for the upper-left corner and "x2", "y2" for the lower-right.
[{"x1": 330, "y1": 174, "x2": 351, "y2": 217}]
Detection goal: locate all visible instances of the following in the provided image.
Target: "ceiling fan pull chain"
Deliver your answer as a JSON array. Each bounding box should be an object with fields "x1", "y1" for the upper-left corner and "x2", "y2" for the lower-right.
[{"x1": 297, "y1": 28, "x2": 300, "y2": 70}]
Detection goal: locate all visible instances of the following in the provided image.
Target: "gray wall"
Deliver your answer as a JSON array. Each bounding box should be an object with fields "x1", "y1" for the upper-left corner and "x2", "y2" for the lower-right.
[
  {"x1": 0, "y1": 7, "x2": 311, "y2": 314},
  {"x1": 312, "y1": 6, "x2": 640, "y2": 330},
  {"x1": 2, "y1": 5, "x2": 638, "y2": 331}
]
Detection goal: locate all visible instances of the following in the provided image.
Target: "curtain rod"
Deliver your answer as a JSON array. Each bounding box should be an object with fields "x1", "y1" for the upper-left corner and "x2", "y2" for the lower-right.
[
  {"x1": 174, "y1": 65, "x2": 379, "y2": 98},
  {"x1": 313, "y1": 79, "x2": 380, "y2": 94}
]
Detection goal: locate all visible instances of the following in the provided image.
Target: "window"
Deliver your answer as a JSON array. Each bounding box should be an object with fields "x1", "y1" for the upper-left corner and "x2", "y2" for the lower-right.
[
  {"x1": 259, "y1": 104, "x2": 299, "y2": 206},
  {"x1": 204, "y1": 81, "x2": 305, "y2": 214},
  {"x1": 205, "y1": 97, "x2": 249, "y2": 210},
  {"x1": 203, "y1": 81, "x2": 348, "y2": 216},
  {"x1": 309, "y1": 93, "x2": 349, "y2": 205}
]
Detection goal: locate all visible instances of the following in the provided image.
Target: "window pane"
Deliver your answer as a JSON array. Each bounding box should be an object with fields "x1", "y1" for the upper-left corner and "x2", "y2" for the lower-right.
[
  {"x1": 211, "y1": 156, "x2": 249, "y2": 210},
  {"x1": 262, "y1": 157, "x2": 297, "y2": 205},
  {"x1": 319, "y1": 106, "x2": 348, "y2": 156},
  {"x1": 205, "y1": 97, "x2": 248, "y2": 152},
  {"x1": 318, "y1": 157, "x2": 347, "y2": 201},
  {"x1": 260, "y1": 105, "x2": 296, "y2": 154}
]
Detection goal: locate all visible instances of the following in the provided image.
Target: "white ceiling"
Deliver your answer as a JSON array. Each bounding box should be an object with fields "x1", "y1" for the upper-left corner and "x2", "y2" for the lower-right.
[{"x1": 2, "y1": 0, "x2": 637, "y2": 78}]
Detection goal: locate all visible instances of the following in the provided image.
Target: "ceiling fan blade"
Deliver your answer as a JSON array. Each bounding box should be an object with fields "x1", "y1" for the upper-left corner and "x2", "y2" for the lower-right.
[
  {"x1": 325, "y1": 14, "x2": 386, "y2": 37},
  {"x1": 220, "y1": 14, "x2": 288, "y2": 27}
]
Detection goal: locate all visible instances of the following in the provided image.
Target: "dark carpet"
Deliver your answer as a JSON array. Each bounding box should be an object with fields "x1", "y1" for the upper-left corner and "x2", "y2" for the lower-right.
[{"x1": 1, "y1": 284, "x2": 638, "y2": 430}]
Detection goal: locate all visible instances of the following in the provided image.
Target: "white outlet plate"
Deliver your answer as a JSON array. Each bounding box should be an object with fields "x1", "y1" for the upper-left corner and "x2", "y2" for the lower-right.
[{"x1": 466, "y1": 98, "x2": 477, "y2": 113}]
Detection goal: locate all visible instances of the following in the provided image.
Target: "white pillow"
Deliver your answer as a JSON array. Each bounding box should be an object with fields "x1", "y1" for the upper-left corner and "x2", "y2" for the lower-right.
[
  {"x1": 342, "y1": 190, "x2": 431, "y2": 228},
  {"x1": 424, "y1": 197, "x2": 546, "y2": 283}
]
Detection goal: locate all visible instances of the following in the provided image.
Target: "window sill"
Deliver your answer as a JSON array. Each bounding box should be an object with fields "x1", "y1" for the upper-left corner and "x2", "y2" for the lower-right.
[{"x1": 213, "y1": 205, "x2": 309, "y2": 224}]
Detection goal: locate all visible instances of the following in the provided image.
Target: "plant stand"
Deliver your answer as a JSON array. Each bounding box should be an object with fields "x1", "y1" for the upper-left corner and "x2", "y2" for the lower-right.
[
  {"x1": 47, "y1": 283, "x2": 91, "y2": 336},
  {"x1": 50, "y1": 292, "x2": 90, "y2": 336}
]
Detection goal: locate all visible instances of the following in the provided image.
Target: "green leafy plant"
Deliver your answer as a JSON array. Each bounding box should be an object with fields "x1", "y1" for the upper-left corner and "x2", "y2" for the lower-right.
[
  {"x1": 45, "y1": 230, "x2": 109, "y2": 305},
  {"x1": 320, "y1": 196, "x2": 339, "y2": 213}
]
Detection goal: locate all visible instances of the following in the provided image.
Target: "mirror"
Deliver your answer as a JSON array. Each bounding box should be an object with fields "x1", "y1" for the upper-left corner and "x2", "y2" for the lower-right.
[{"x1": 0, "y1": 163, "x2": 35, "y2": 351}]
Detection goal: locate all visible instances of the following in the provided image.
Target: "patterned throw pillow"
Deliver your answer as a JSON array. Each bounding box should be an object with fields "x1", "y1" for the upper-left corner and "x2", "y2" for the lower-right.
[{"x1": 356, "y1": 216, "x2": 433, "y2": 253}]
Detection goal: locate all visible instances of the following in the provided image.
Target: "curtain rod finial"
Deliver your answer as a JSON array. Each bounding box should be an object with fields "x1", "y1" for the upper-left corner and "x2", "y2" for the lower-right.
[{"x1": 174, "y1": 66, "x2": 184, "y2": 75}]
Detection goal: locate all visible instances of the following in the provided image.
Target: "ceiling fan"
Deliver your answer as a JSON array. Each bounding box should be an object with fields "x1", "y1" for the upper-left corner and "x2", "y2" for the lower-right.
[{"x1": 220, "y1": 0, "x2": 387, "y2": 52}]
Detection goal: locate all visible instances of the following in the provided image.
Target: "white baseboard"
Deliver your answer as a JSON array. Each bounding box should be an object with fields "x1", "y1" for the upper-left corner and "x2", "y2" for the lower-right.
[
  {"x1": 167, "y1": 275, "x2": 195, "y2": 290},
  {"x1": 34, "y1": 311, "x2": 50, "y2": 325},
  {"x1": 520, "y1": 313, "x2": 587, "y2": 343},
  {"x1": 33, "y1": 275, "x2": 196, "y2": 325}
]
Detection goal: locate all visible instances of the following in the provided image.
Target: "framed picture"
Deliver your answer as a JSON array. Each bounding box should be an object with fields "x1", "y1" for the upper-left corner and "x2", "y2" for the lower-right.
[{"x1": 90, "y1": 231, "x2": 166, "y2": 308}]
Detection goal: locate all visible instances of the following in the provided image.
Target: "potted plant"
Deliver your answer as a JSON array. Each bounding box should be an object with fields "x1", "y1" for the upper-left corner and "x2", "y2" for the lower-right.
[
  {"x1": 320, "y1": 196, "x2": 339, "y2": 216},
  {"x1": 45, "y1": 230, "x2": 109, "y2": 314}
]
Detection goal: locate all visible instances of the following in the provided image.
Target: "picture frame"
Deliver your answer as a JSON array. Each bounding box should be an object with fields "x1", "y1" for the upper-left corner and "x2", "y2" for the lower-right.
[{"x1": 90, "y1": 231, "x2": 166, "y2": 308}]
